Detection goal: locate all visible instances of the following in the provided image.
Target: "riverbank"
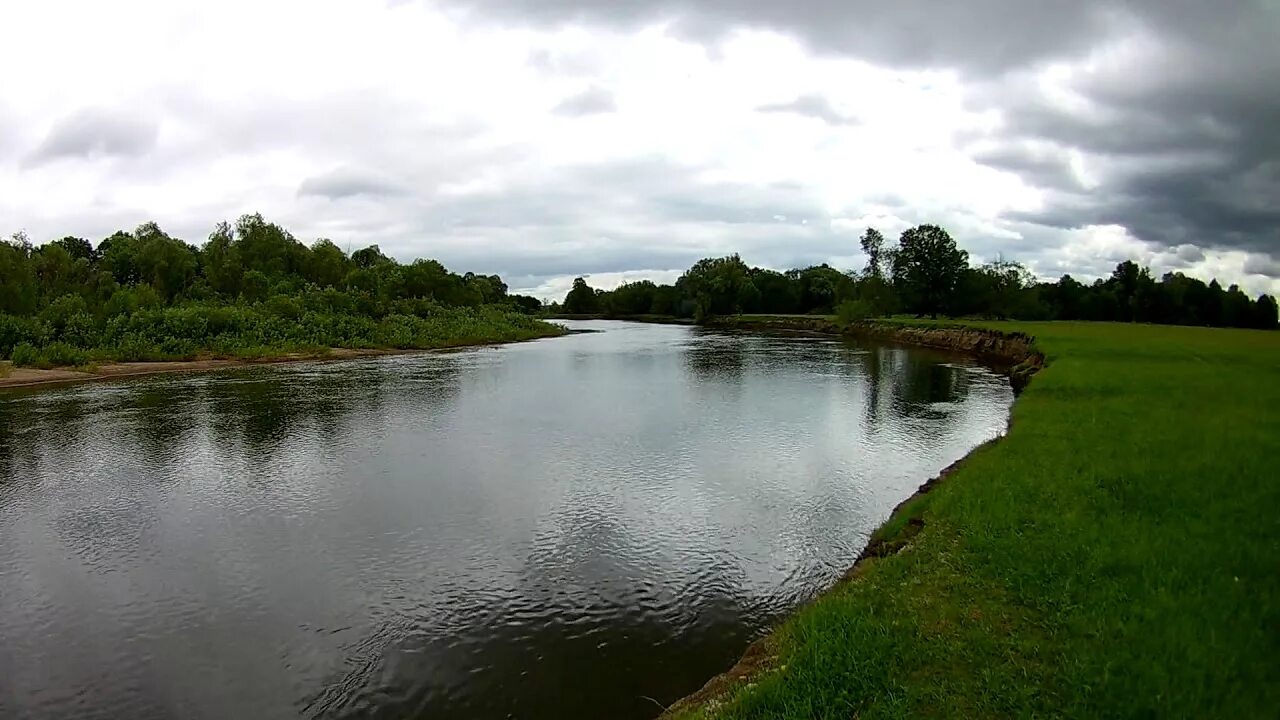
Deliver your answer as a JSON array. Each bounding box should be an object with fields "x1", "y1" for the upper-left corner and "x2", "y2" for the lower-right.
[
  {"x1": 666, "y1": 319, "x2": 1280, "y2": 718},
  {"x1": 0, "y1": 325, "x2": 568, "y2": 390}
]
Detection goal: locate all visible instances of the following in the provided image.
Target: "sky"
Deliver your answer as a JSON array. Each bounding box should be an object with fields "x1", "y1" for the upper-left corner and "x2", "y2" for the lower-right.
[{"x1": 2, "y1": 1, "x2": 1278, "y2": 301}]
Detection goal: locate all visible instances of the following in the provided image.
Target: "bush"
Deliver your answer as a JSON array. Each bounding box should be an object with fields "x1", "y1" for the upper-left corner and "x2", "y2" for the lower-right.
[
  {"x1": 38, "y1": 294, "x2": 89, "y2": 329},
  {"x1": 0, "y1": 314, "x2": 43, "y2": 357},
  {"x1": 836, "y1": 299, "x2": 873, "y2": 325},
  {"x1": 41, "y1": 342, "x2": 89, "y2": 367},
  {"x1": 10, "y1": 342, "x2": 41, "y2": 367}
]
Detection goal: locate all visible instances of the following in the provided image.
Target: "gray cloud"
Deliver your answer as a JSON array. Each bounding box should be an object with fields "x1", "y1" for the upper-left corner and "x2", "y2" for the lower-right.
[
  {"x1": 756, "y1": 94, "x2": 857, "y2": 126},
  {"x1": 1244, "y1": 255, "x2": 1280, "y2": 279},
  {"x1": 1175, "y1": 244, "x2": 1205, "y2": 264},
  {"x1": 969, "y1": 142, "x2": 1081, "y2": 192},
  {"x1": 25, "y1": 109, "x2": 158, "y2": 165},
  {"x1": 298, "y1": 167, "x2": 407, "y2": 200},
  {"x1": 448, "y1": 0, "x2": 1128, "y2": 72},
  {"x1": 552, "y1": 86, "x2": 616, "y2": 116},
  {"x1": 451, "y1": 0, "x2": 1280, "y2": 260}
]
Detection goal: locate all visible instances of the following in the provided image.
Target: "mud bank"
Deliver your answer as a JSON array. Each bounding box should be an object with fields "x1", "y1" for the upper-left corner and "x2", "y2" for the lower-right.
[{"x1": 706, "y1": 316, "x2": 1043, "y2": 392}]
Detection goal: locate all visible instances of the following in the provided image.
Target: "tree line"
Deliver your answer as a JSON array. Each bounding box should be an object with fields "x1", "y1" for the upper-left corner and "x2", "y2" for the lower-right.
[
  {"x1": 0, "y1": 215, "x2": 551, "y2": 368},
  {"x1": 556, "y1": 224, "x2": 1279, "y2": 330}
]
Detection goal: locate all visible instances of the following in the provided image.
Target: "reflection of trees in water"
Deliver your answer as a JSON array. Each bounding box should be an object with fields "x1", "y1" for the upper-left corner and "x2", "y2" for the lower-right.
[
  {"x1": 0, "y1": 390, "x2": 98, "y2": 480},
  {"x1": 856, "y1": 345, "x2": 973, "y2": 435},
  {"x1": 0, "y1": 400, "x2": 29, "y2": 479},
  {"x1": 129, "y1": 383, "x2": 204, "y2": 467},
  {"x1": 683, "y1": 331, "x2": 746, "y2": 381}
]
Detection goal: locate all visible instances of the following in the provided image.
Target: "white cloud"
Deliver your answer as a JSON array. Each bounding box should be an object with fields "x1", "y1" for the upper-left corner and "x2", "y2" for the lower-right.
[{"x1": 0, "y1": 0, "x2": 1275, "y2": 298}]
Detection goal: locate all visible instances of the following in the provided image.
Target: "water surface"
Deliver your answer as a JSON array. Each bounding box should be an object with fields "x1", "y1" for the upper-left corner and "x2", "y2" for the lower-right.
[{"x1": 0, "y1": 320, "x2": 1011, "y2": 719}]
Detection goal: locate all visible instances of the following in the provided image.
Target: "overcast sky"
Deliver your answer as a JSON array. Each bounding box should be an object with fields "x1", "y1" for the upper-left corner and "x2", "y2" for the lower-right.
[{"x1": 3, "y1": 1, "x2": 1278, "y2": 300}]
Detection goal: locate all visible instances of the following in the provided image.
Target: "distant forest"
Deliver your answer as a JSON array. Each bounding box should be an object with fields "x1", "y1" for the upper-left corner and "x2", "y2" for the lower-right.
[
  {"x1": 0, "y1": 215, "x2": 550, "y2": 368},
  {"x1": 557, "y1": 225, "x2": 1279, "y2": 330}
]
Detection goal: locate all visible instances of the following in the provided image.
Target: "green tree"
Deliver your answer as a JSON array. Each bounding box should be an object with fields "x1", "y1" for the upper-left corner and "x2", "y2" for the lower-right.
[
  {"x1": 201, "y1": 222, "x2": 243, "y2": 297},
  {"x1": 1254, "y1": 295, "x2": 1279, "y2": 329},
  {"x1": 890, "y1": 224, "x2": 969, "y2": 317},
  {"x1": 307, "y1": 239, "x2": 353, "y2": 288},
  {"x1": 32, "y1": 244, "x2": 92, "y2": 303},
  {"x1": 234, "y1": 213, "x2": 306, "y2": 278},
  {"x1": 562, "y1": 277, "x2": 601, "y2": 314},
  {"x1": 750, "y1": 268, "x2": 800, "y2": 314},
  {"x1": 133, "y1": 223, "x2": 198, "y2": 302},
  {"x1": 352, "y1": 245, "x2": 392, "y2": 269},
  {"x1": 98, "y1": 230, "x2": 141, "y2": 285},
  {"x1": 680, "y1": 255, "x2": 754, "y2": 320},
  {"x1": 51, "y1": 236, "x2": 96, "y2": 263},
  {"x1": 0, "y1": 239, "x2": 38, "y2": 315},
  {"x1": 860, "y1": 227, "x2": 887, "y2": 278}
]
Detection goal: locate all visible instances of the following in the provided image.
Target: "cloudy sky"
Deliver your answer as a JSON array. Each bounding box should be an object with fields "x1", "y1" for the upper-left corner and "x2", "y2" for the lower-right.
[{"x1": 3, "y1": 1, "x2": 1278, "y2": 300}]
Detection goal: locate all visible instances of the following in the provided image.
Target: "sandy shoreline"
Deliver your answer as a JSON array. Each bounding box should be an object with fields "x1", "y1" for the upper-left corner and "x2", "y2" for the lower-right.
[
  {"x1": 0, "y1": 330, "x2": 582, "y2": 391},
  {"x1": 0, "y1": 348, "x2": 440, "y2": 391}
]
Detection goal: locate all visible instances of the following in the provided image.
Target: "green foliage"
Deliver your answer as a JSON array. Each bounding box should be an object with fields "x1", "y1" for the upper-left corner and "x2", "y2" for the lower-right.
[
  {"x1": 859, "y1": 227, "x2": 888, "y2": 278},
  {"x1": 41, "y1": 342, "x2": 89, "y2": 368},
  {"x1": 0, "y1": 214, "x2": 563, "y2": 367},
  {"x1": 0, "y1": 240, "x2": 38, "y2": 315},
  {"x1": 680, "y1": 255, "x2": 755, "y2": 320},
  {"x1": 563, "y1": 277, "x2": 602, "y2": 314},
  {"x1": 891, "y1": 223, "x2": 970, "y2": 317},
  {"x1": 835, "y1": 299, "x2": 872, "y2": 324},
  {"x1": 9, "y1": 343, "x2": 40, "y2": 367}
]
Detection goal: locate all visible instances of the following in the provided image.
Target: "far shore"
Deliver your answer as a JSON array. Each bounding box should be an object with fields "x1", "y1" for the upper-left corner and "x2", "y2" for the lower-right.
[{"x1": 0, "y1": 332, "x2": 576, "y2": 391}]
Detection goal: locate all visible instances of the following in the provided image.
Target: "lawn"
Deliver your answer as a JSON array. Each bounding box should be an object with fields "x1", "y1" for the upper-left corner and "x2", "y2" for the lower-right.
[{"x1": 673, "y1": 321, "x2": 1280, "y2": 719}]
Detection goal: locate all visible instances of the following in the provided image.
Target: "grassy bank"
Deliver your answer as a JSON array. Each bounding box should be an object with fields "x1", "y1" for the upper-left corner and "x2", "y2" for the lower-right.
[{"x1": 671, "y1": 320, "x2": 1279, "y2": 718}]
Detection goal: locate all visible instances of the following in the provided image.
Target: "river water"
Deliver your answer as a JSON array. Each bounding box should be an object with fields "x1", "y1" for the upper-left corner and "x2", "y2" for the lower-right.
[{"x1": 0, "y1": 320, "x2": 1011, "y2": 719}]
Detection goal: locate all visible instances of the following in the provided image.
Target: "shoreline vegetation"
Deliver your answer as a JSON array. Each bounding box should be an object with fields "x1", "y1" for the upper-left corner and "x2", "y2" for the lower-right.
[
  {"x1": 656, "y1": 315, "x2": 1279, "y2": 719},
  {"x1": 0, "y1": 215, "x2": 563, "y2": 378}
]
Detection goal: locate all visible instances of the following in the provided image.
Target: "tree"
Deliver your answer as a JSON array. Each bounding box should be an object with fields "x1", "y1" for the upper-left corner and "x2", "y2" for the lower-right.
[
  {"x1": 751, "y1": 268, "x2": 801, "y2": 314},
  {"x1": 133, "y1": 223, "x2": 197, "y2": 302},
  {"x1": 563, "y1": 277, "x2": 601, "y2": 314},
  {"x1": 509, "y1": 294, "x2": 542, "y2": 314},
  {"x1": 1254, "y1": 295, "x2": 1279, "y2": 329},
  {"x1": 679, "y1": 255, "x2": 754, "y2": 320},
  {"x1": 606, "y1": 280, "x2": 659, "y2": 316},
  {"x1": 201, "y1": 222, "x2": 243, "y2": 297},
  {"x1": 0, "y1": 239, "x2": 38, "y2": 315},
  {"x1": 234, "y1": 213, "x2": 306, "y2": 277},
  {"x1": 352, "y1": 245, "x2": 392, "y2": 269},
  {"x1": 890, "y1": 224, "x2": 969, "y2": 317},
  {"x1": 31, "y1": 244, "x2": 91, "y2": 303},
  {"x1": 307, "y1": 239, "x2": 353, "y2": 288},
  {"x1": 51, "y1": 236, "x2": 96, "y2": 263},
  {"x1": 860, "y1": 227, "x2": 887, "y2": 278}
]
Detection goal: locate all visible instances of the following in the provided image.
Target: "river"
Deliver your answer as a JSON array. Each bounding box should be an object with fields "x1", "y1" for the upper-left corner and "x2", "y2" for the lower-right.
[{"x1": 0, "y1": 320, "x2": 1012, "y2": 719}]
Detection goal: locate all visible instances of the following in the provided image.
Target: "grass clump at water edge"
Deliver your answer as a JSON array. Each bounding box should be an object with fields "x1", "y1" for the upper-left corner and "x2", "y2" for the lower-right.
[{"x1": 671, "y1": 321, "x2": 1280, "y2": 719}]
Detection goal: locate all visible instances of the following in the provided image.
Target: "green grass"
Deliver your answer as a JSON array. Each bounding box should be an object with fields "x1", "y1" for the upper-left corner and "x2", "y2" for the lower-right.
[{"x1": 674, "y1": 321, "x2": 1280, "y2": 719}]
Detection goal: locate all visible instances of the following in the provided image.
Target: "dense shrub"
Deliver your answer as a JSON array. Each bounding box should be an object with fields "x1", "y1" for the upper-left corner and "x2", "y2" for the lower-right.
[
  {"x1": 10, "y1": 342, "x2": 41, "y2": 367},
  {"x1": 836, "y1": 299, "x2": 872, "y2": 324}
]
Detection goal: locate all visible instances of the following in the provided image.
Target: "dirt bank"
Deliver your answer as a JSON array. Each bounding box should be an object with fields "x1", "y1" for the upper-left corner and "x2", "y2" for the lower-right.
[
  {"x1": 0, "y1": 330, "x2": 574, "y2": 391},
  {"x1": 706, "y1": 316, "x2": 1043, "y2": 391},
  {"x1": 0, "y1": 349, "x2": 430, "y2": 391}
]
